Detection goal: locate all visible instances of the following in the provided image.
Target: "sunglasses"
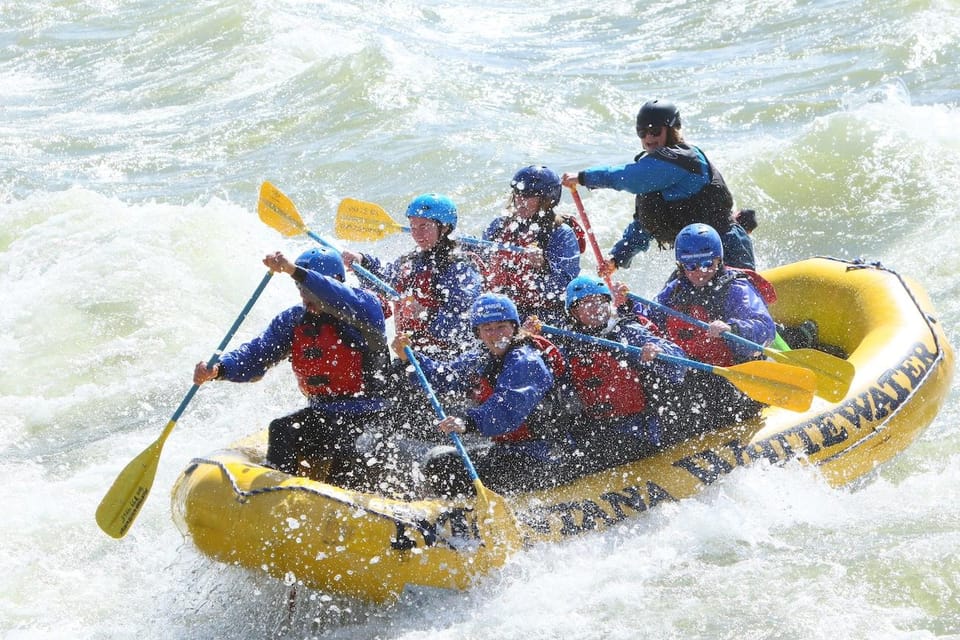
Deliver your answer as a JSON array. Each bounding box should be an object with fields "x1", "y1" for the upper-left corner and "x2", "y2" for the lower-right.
[
  {"x1": 638, "y1": 126, "x2": 664, "y2": 138},
  {"x1": 679, "y1": 257, "x2": 717, "y2": 272}
]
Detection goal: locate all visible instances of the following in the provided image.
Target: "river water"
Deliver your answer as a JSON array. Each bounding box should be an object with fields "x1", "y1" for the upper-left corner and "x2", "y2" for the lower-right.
[{"x1": 2, "y1": 1, "x2": 959, "y2": 638}]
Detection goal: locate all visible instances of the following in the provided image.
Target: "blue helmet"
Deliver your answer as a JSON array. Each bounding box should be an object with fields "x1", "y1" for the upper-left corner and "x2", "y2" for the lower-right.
[
  {"x1": 471, "y1": 293, "x2": 520, "y2": 328},
  {"x1": 565, "y1": 275, "x2": 612, "y2": 311},
  {"x1": 511, "y1": 165, "x2": 562, "y2": 208},
  {"x1": 675, "y1": 223, "x2": 723, "y2": 264},
  {"x1": 636, "y1": 100, "x2": 681, "y2": 135},
  {"x1": 405, "y1": 193, "x2": 458, "y2": 228},
  {"x1": 295, "y1": 247, "x2": 345, "y2": 281}
]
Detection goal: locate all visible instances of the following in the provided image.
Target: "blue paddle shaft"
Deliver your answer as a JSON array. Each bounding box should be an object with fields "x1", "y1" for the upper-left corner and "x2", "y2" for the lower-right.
[
  {"x1": 627, "y1": 292, "x2": 762, "y2": 353},
  {"x1": 171, "y1": 270, "x2": 274, "y2": 423},
  {"x1": 403, "y1": 346, "x2": 447, "y2": 420},
  {"x1": 458, "y1": 235, "x2": 527, "y2": 253},
  {"x1": 394, "y1": 224, "x2": 524, "y2": 253},
  {"x1": 539, "y1": 323, "x2": 714, "y2": 374},
  {"x1": 403, "y1": 345, "x2": 481, "y2": 483},
  {"x1": 305, "y1": 228, "x2": 401, "y2": 299}
]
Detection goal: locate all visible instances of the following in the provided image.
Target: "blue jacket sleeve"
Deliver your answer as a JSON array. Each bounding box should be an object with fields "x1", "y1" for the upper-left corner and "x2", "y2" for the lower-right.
[
  {"x1": 540, "y1": 225, "x2": 581, "y2": 301},
  {"x1": 358, "y1": 252, "x2": 386, "y2": 280},
  {"x1": 580, "y1": 151, "x2": 709, "y2": 269},
  {"x1": 217, "y1": 306, "x2": 301, "y2": 382},
  {"x1": 482, "y1": 216, "x2": 506, "y2": 243},
  {"x1": 296, "y1": 268, "x2": 386, "y2": 334},
  {"x1": 610, "y1": 220, "x2": 653, "y2": 268},
  {"x1": 413, "y1": 350, "x2": 481, "y2": 396},
  {"x1": 466, "y1": 346, "x2": 553, "y2": 438},
  {"x1": 723, "y1": 280, "x2": 776, "y2": 357},
  {"x1": 428, "y1": 259, "x2": 482, "y2": 347},
  {"x1": 579, "y1": 150, "x2": 710, "y2": 200}
]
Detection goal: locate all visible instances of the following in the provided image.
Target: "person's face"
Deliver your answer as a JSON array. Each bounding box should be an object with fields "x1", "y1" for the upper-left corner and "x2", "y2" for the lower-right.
[
  {"x1": 638, "y1": 125, "x2": 668, "y2": 152},
  {"x1": 679, "y1": 257, "x2": 721, "y2": 288},
  {"x1": 570, "y1": 295, "x2": 612, "y2": 328},
  {"x1": 409, "y1": 216, "x2": 441, "y2": 250},
  {"x1": 511, "y1": 192, "x2": 542, "y2": 219},
  {"x1": 477, "y1": 321, "x2": 516, "y2": 357},
  {"x1": 298, "y1": 285, "x2": 320, "y2": 314}
]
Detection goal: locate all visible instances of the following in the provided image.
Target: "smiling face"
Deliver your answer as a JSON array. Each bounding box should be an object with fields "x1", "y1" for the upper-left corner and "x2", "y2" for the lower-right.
[
  {"x1": 570, "y1": 294, "x2": 612, "y2": 328},
  {"x1": 408, "y1": 216, "x2": 441, "y2": 250},
  {"x1": 680, "y1": 257, "x2": 721, "y2": 288},
  {"x1": 638, "y1": 125, "x2": 668, "y2": 152},
  {"x1": 511, "y1": 192, "x2": 543, "y2": 219},
  {"x1": 297, "y1": 285, "x2": 320, "y2": 314},
  {"x1": 476, "y1": 320, "x2": 517, "y2": 357}
]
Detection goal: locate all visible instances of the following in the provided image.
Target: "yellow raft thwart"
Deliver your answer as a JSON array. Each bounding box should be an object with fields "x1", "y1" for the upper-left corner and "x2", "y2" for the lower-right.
[{"x1": 171, "y1": 258, "x2": 955, "y2": 602}]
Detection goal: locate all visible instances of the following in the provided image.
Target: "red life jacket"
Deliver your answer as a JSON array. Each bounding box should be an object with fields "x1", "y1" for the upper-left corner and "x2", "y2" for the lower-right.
[
  {"x1": 290, "y1": 320, "x2": 366, "y2": 398},
  {"x1": 633, "y1": 312, "x2": 662, "y2": 336},
  {"x1": 391, "y1": 246, "x2": 484, "y2": 354},
  {"x1": 726, "y1": 267, "x2": 777, "y2": 304},
  {"x1": 485, "y1": 215, "x2": 584, "y2": 311},
  {"x1": 561, "y1": 215, "x2": 588, "y2": 254},
  {"x1": 665, "y1": 309, "x2": 737, "y2": 367},
  {"x1": 392, "y1": 263, "x2": 441, "y2": 345},
  {"x1": 471, "y1": 335, "x2": 566, "y2": 443},
  {"x1": 485, "y1": 222, "x2": 547, "y2": 311},
  {"x1": 530, "y1": 333, "x2": 567, "y2": 379},
  {"x1": 568, "y1": 347, "x2": 647, "y2": 419}
]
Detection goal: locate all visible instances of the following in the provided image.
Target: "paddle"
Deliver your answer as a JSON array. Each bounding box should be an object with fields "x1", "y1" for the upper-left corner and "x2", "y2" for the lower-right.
[
  {"x1": 568, "y1": 185, "x2": 616, "y2": 291},
  {"x1": 539, "y1": 323, "x2": 816, "y2": 412},
  {"x1": 626, "y1": 292, "x2": 853, "y2": 402},
  {"x1": 96, "y1": 271, "x2": 274, "y2": 538},
  {"x1": 258, "y1": 182, "x2": 401, "y2": 299},
  {"x1": 335, "y1": 197, "x2": 529, "y2": 253},
  {"x1": 336, "y1": 197, "x2": 409, "y2": 241},
  {"x1": 402, "y1": 345, "x2": 523, "y2": 558}
]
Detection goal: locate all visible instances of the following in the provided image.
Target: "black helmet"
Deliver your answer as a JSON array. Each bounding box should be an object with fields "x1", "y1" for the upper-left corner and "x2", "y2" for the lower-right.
[{"x1": 636, "y1": 100, "x2": 681, "y2": 134}]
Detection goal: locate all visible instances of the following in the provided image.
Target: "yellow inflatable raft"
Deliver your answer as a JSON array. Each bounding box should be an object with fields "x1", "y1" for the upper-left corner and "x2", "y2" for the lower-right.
[{"x1": 171, "y1": 257, "x2": 955, "y2": 602}]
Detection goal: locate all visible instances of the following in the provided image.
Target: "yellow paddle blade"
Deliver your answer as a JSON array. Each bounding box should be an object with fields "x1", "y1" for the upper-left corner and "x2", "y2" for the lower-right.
[
  {"x1": 335, "y1": 198, "x2": 406, "y2": 242},
  {"x1": 715, "y1": 360, "x2": 817, "y2": 412},
  {"x1": 765, "y1": 348, "x2": 855, "y2": 403},
  {"x1": 95, "y1": 425, "x2": 171, "y2": 538},
  {"x1": 471, "y1": 480, "x2": 523, "y2": 569},
  {"x1": 258, "y1": 181, "x2": 307, "y2": 237}
]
